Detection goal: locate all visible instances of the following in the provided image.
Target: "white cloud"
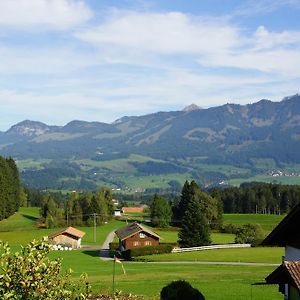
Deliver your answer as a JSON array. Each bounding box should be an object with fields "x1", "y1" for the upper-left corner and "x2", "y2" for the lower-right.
[
  {"x1": 76, "y1": 11, "x2": 241, "y2": 55},
  {"x1": 0, "y1": 0, "x2": 92, "y2": 30},
  {"x1": 254, "y1": 26, "x2": 300, "y2": 50},
  {"x1": 75, "y1": 10, "x2": 300, "y2": 77}
]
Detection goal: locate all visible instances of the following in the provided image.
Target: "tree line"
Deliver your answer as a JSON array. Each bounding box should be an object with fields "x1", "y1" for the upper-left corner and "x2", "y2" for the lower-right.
[
  {"x1": 0, "y1": 156, "x2": 25, "y2": 221},
  {"x1": 40, "y1": 188, "x2": 114, "y2": 228},
  {"x1": 212, "y1": 182, "x2": 300, "y2": 214}
]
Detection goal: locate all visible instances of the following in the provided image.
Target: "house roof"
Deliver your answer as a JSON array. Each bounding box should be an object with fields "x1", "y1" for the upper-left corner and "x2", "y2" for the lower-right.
[
  {"x1": 48, "y1": 226, "x2": 85, "y2": 240},
  {"x1": 261, "y1": 203, "x2": 300, "y2": 247},
  {"x1": 266, "y1": 262, "x2": 300, "y2": 290},
  {"x1": 121, "y1": 207, "x2": 145, "y2": 213},
  {"x1": 115, "y1": 222, "x2": 160, "y2": 241}
]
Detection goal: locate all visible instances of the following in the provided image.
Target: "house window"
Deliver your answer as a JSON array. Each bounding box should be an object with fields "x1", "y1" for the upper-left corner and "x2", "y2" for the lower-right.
[
  {"x1": 133, "y1": 241, "x2": 140, "y2": 247},
  {"x1": 144, "y1": 241, "x2": 151, "y2": 246},
  {"x1": 139, "y1": 233, "x2": 146, "y2": 238}
]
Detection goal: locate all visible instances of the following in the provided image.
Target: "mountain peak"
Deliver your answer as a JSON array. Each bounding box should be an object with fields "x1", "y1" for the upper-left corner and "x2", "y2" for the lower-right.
[
  {"x1": 282, "y1": 93, "x2": 300, "y2": 102},
  {"x1": 183, "y1": 104, "x2": 201, "y2": 112},
  {"x1": 7, "y1": 120, "x2": 51, "y2": 136}
]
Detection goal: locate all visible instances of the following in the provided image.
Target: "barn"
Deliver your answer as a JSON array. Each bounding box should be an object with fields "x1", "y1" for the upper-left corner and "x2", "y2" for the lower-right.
[
  {"x1": 48, "y1": 226, "x2": 85, "y2": 249},
  {"x1": 115, "y1": 222, "x2": 160, "y2": 251}
]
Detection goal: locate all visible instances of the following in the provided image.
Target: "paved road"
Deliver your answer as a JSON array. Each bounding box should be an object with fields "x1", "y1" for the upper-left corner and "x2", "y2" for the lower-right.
[{"x1": 99, "y1": 230, "x2": 116, "y2": 261}]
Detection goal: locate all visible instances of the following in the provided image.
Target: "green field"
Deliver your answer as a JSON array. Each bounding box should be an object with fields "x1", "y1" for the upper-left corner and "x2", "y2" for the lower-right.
[
  {"x1": 0, "y1": 208, "x2": 283, "y2": 299},
  {"x1": 51, "y1": 250, "x2": 280, "y2": 300},
  {"x1": 139, "y1": 247, "x2": 283, "y2": 264},
  {"x1": 223, "y1": 214, "x2": 284, "y2": 233},
  {"x1": 228, "y1": 175, "x2": 300, "y2": 186}
]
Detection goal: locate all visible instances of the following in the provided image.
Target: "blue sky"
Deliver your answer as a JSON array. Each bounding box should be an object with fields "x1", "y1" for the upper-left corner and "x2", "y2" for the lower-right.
[{"x1": 0, "y1": 0, "x2": 300, "y2": 131}]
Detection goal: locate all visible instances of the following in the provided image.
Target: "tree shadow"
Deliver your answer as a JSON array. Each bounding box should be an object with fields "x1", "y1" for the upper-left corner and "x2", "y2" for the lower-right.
[
  {"x1": 82, "y1": 250, "x2": 101, "y2": 257},
  {"x1": 21, "y1": 214, "x2": 39, "y2": 221}
]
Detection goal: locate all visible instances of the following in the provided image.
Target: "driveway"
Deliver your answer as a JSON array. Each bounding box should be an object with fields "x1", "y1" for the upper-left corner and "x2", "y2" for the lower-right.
[{"x1": 99, "y1": 230, "x2": 116, "y2": 261}]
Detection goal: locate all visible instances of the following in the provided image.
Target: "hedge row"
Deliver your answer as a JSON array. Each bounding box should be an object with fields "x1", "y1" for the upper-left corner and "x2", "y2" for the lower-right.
[{"x1": 122, "y1": 243, "x2": 174, "y2": 260}]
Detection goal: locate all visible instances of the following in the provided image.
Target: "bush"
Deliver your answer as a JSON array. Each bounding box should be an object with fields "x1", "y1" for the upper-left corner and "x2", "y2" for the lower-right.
[
  {"x1": 160, "y1": 280, "x2": 205, "y2": 300},
  {"x1": 220, "y1": 224, "x2": 239, "y2": 234},
  {"x1": 122, "y1": 244, "x2": 174, "y2": 260},
  {"x1": 109, "y1": 242, "x2": 119, "y2": 251},
  {"x1": 0, "y1": 238, "x2": 90, "y2": 299},
  {"x1": 235, "y1": 223, "x2": 264, "y2": 246}
]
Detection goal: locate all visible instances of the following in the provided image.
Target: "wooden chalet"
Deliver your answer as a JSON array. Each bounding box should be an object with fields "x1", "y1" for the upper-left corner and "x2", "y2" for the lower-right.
[
  {"x1": 48, "y1": 226, "x2": 85, "y2": 249},
  {"x1": 115, "y1": 222, "x2": 160, "y2": 250},
  {"x1": 262, "y1": 203, "x2": 300, "y2": 300}
]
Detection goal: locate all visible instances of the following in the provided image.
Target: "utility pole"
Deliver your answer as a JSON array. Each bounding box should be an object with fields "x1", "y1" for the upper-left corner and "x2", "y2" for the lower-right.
[
  {"x1": 93, "y1": 213, "x2": 97, "y2": 243},
  {"x1": 112, "y1": 256, "x2": 116, "y2": 295}
]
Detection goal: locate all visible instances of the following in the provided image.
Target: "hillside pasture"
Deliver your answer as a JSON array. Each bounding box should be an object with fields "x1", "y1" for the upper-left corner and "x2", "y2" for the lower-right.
[{"x1": 223, "y1": 213, "x2": 284, "y2": 233}]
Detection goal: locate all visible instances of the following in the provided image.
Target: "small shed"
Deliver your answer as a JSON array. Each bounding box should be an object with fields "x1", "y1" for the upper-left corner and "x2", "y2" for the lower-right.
[
  {"x1": 48, "y1": 226, "x2": 85, "y2": 249},
  {"x1": 115, "y1": 222, "x2": 160, "y2": 251}
]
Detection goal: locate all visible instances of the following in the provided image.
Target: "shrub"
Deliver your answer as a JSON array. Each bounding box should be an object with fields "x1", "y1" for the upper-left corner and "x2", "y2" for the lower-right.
[
  {"x1": 109, "y1": 242, "x2": 119, "y2": 251},
  {"x1": 160, "y1": 280, "x2": 205, "y2": 300},
  {"x1": 235, "y1": 223, "x2": 264, "y2": 246},
  {"x1": 220, "y1": 223, "x2": 239, "y2": 234},
  {"x1": 122, "y1": 244, "x2": 174, "y2": 260},
  {"x1": 0, "y1": 238, "x2": 90, "y2": 299}
]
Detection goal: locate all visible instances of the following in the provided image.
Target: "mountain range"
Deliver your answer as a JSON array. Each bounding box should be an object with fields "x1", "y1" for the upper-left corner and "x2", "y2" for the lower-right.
[{"x1": 1, "y1": 94, "x2": 300, "y2": 190}]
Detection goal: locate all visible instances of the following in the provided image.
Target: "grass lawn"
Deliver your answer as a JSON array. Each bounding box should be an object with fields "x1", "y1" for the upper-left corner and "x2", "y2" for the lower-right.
[
  {"x1": 0, "y1": 207, "x2": 40, "y2": 231},
  {"x1": 138, "y1": 247, "x2": 283, "y2": 264},
  {"x1": 50, "y1": 250, "x2": 280, "y2": 300},
  {"x1": 155, "y1": 228, "x2": 235, "y2": 245},
  {"x1": 223, "y1": 214, "x2": 284, "y2": 233}
]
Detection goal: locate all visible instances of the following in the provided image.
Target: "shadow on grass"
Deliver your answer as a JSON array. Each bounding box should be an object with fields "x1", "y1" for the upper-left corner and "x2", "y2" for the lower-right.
[
  {"x1": 82, "y1": 250, "x2": 100, "y2": 257},
  {"x1": 21, "y1": 214, "x2": 39, "y2": 221}
]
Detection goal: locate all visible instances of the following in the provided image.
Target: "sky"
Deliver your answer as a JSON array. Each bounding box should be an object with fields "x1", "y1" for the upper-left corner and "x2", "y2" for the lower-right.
[{"x1": 0, "y1": 0, "x2": 300, "y2": 131}]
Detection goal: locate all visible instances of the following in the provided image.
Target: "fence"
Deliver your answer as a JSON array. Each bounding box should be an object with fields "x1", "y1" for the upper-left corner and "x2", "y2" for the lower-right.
[{"x1": 171, "y1": 243, "x2": 251, "y2": 253}]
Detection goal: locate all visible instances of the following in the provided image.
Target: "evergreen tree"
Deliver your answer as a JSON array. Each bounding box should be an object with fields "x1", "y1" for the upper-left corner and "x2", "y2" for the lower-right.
[
  {"x1": 177, "y1": 180, "x2": 199, "y2": 223},
  {"x1": 178, "y1": 197, "x2": 211, "y2": 247},
  {"x1": 150, "y1": 194, "x2": 172, "y2": 227},
  {"x1": 40, "y1": 194, "x2": 63, "y2": 228},
  {"x1": 0, "y1": 156, "x2": 22, "y2": 220}
]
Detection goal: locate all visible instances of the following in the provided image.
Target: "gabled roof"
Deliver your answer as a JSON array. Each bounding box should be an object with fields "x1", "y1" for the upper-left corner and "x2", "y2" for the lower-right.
[
  {"x1": 115, "y1": 222, "x2": 160, "y2": 241},
  {"x1": 262, "y1": 203, "x2": 300, "y2": 247},
  {"x1": 266, "y1": 262, "x2": 300, "y2": 290},
  {"x1": 48, "y1": 226, "x2": 85, "y2": 240}
]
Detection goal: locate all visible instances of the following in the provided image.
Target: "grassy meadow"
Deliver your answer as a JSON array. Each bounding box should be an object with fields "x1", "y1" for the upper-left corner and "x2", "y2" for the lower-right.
[
  {"x1": 223, "y1": 213, "x2": 284, "y2": 233},
  {"x1": 0, "y1": 207, "x2": 284, "y2": 299}
]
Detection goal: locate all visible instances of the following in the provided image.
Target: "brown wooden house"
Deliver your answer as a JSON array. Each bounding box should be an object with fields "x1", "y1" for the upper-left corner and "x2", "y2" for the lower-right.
[
  {"x1": 115, "y1": 222, "x2": 160, "y2": 251},
  {"x1": 262, "y1": 202, "x2": 300, "y2": 300},
  {"x1": 48, "y1": 226, "x2": 85, "y2": 249}
]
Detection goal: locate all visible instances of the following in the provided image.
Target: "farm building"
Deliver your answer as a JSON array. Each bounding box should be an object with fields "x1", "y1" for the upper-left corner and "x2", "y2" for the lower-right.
[
  {"x1": 48, "y1": 226, "x2": 85, "y2": 249},
  {"x1": 115, "y1": 222, "x2": 160, "y2": 251},
  {"x1": 262, "y1": 202, "x2": 300, "y2": 300},
  {"x1": 121, "y1": 207, "x2": 146, "y2": 214}
]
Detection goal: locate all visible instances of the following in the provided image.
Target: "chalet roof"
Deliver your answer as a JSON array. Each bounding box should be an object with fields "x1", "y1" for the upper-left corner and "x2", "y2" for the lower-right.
[
  {"x1": 48, "y1": 226, "x2": 85, "y2": 240},
  {"x1": 266, "y1": 262, "x2": 300, "y2": 290},
  {"x1": 121, "y1": 207, "x2": 145, "y2": 213},
  {"x1": 115, "y1": 222, "x2": 160, "y2": 241},
  {"x1": 261, "y1": 203, "x2": 300, "y2": 247}
]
